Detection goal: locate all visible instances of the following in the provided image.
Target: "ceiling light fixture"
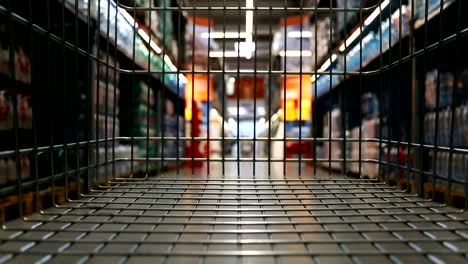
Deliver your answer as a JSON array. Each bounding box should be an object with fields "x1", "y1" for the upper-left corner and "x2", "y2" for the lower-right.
[
  {"x1": 279, "y1": 50, "x2": 313, "y2": 57},
  {"x1": 138, "y1": 29, "x2": 162, "y2": 54},
  {"x1": 364, "y1": 0, "x2": 390, "y2": 26},
  {"x1": 318, "y1": 54, "x2": 338, "y2": 72},
  {"x1": 287, "y1": 31, "x2": 313, "y2": 38},
  {"x1": 201, "y1": 32, "x2": 248, "y2": 39}
]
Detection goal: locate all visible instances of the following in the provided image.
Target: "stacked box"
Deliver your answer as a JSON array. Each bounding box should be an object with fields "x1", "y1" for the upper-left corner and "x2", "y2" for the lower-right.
[
  {"x1": 361, "y1": 117, "x2": 380, "y2": 178},
  {"x1": 162, "y1": 100, "x2": 185, "y2": 166},
  {"x1": 322, "y1": 109, "x2": 343, "y2": 170},
  {"x1": 156, "y1": 0, "x2": 174, "y2": 49},
  {"x1": 131, "y1": 81, "x2": 158, "y2": 172},
  {"x1": 424, "y1": 105, "x2": 468, "y2": 147},
  {"x1": 311, "y1": 17, "x2": 332, "y2": 69}
]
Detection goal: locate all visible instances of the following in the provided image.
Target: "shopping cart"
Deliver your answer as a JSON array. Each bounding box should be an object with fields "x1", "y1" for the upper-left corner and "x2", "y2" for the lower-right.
[{"x1": 0, "y1": 0, "x2": 466, "y2": 263}]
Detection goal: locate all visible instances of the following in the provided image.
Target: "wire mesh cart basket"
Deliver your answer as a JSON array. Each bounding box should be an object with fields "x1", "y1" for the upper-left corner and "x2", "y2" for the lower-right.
[{"x1": 0, "y1": 0, "x2": 467, "y2": 263}]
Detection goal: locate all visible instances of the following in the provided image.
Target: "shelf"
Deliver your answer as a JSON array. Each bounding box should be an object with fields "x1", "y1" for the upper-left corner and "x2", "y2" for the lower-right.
[
  {"x1": 62, "y1": 0, "x2": 185, "y2": 100},
  {"x1": 313, "y1": 3, "x2": 410, "y2": 99},
  {"x1": 414, "y1": 0, "x2": 455, "y2": 29},
  {"x1": 0, "y1": 73, "x2": 31, "y2": 92}
]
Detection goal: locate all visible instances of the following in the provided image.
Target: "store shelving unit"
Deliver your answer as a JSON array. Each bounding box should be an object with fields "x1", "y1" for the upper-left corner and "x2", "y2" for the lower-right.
[
  {"x1": 0, "y1": 0, "x2": 187, "y2": 220},
  {"x1": 310, "y1": 0, "x2": 468, "y2": 207}
]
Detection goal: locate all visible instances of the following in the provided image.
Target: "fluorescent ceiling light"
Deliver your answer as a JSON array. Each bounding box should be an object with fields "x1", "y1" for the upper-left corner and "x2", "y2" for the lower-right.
[
  {"x1": 138, "y1": 29, "x2": 162, "y2": 54},
  {"x1": 279, "y1": 50, "x2": 313, "y2": 57},
  {"x1": 179, "y1": 74, "x2": 188, "y2": 84},
  {"x1": 339, "y1": 29, "x2": 362, "y2": 52},
  {"x1": 318, "y1": 54, "x2": 337, "y2": 72},
  {"x1": 364, "y1": 0, "x2": 390, "y2": 26},
  {"x1": 119, "y1": 5, "x2": 138, "y2": 27},
  {"x1": 163, "y1": 55, "x2": 177, "y2": 72},
  {"x1": 310, "y1": 74, "x2": 319, "y2": 83},
  {"x1": 201, "y1": 32, "x2": 248, "y2": 39},
  {"x1": 287, "y1": 31, "x2": 313, "y2": 38},
  {"x1": 227, "y1": 107, "x2": 248, "y2": 115},
  {"x1": 209, "y1": 51, "x2": 243, "y2": 58},
  {"x1": 235, "y1": 42, "x2": 255, "y2": 60}
]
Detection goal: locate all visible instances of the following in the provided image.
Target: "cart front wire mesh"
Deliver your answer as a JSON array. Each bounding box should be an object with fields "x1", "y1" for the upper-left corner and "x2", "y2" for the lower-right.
[{"x1": 0, "y1": 0, "x2": 466, "y2": 263}]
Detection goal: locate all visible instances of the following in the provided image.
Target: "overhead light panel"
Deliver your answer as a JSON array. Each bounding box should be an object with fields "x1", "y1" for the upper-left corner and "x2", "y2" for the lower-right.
[
  {"x1": 201, "y1": 32, "x2": 247, "y2": 39},
  {"x1": 279, "y1": 50, "x2": 313, "y2": 57},
  {"x1": 209, "y1": 51, "x2": 242, "y2": 58},
  {"x1": 163, "y1": 55, "x2": 177, "y2": 72},
  {"x1": 318, "y1": 54, "x2": 338, "y2": 72},
  {"x1": 138, "y1": 29, "x2": 162, "y2": 54},
  {"x1": 338, "y1": 29, "x2": 362, "y2": 52},
  {"x1": 179, "y1": 74, "x2": 188, "y2": 84},
  {"x1": 245, "y1": 0, "x2": 253, "y2": 42},
  {"x1": 364, "y1": 0, "x2": 390, "y2": 26},
  {"x1": 235, "y1": 42, "x2": 255, "y2": 60},
  {"x1": 287, "y1": 31, "x2": 313, "y2": 38}
]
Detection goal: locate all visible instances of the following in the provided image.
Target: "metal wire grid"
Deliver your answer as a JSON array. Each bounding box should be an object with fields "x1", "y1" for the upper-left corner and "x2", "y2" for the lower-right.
[
  {"x1": 0, "y1": 0, "x2": 466, "y2": 263},
  {"x1": 0, "y1": 178, "x2": 467, "y2": 263}
]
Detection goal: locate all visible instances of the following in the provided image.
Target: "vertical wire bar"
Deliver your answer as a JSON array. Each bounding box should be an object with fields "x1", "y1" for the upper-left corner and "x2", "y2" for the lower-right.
[
  {"x1": 431, "y1": 0, "x2": 444, "y2": 200},
  {"x1": 5, "y1": 0, "x2": 23, "y2": 217},
  {"x1": 411, "y1": 0, "x2": 423, "y2": 197},
  {"x1": 95, "y1": 0, "x2": 101, "y2": 185},
  {"x1": 461, "y1": 1, "x2": 468, "y2": 210},
  {"x1": 191, "y1": 1, "x2": 196, "y2": 176},
  {"x1": 358, "y1": 0, "x2": 363, "y2": 178},
  {"x1": 253, "y1": 3, "x2": 257, "y2": 178},
  {"x1": 61, "y1": 0, "x2": 70, "y2": 202},
  {"x1": 447, "y1": 0, "x2": 463, "y2": 205},
  {"x1": 28, "y1": 0, "x2": 41, "y2": 210},
  {"x1": 207, "y1": 0, "x2": 211, "y2": 176},
  {"x1": 313, "y1": 2, "x2": 318, "y2": 178},
  {"x1": 282, "y1": 0, "x2": 287, "y2": 177},
  {"x1": 86, "y1": 0, "x2": 93, "y2": 191},
  {"x1": 236, "y1": 0, "x2": 240, "y2": 177},
  {"x1": 130, "y1": 0, "x2": 137, "y2": 178},
  {"x1": 74, "y1": 0, "x2": 81, "y2": 198},
  {"x1": 176, "y1": 2, "x2": 182, "y2": 176},
  {"x1": 327, "y1": 0, "x2": 332, "y2": 178},
  {"x1": 161, "y1": 0, "x2": 167, "y2": 178},
  {"x1": 421, "y1": 0, "x2": 434, "y2": 200},
  {"x1": 386, "y1": 0, "x2": 393, "y2": 185},
  {"x1": 145, "y1": 1, "x2": 153, "y2": 178},
  {"x1": 112, "y1": 0, "x2": 118, "y2": 181},
  {"x1": 341, "y1": 0, "x2": 347, "y2": 177},
  {"x1": 396, "y1": 0, "x2": 404, "y2": 189},
  {"x1": 311, "y1": 1, "x2": 319, "y2": 178},
  {"x1": 298, "y1": 0, "x2": 303, "y2": 177},
  {"x1": 221, "y1": 0, "x2": 226, "y2": 177},
  {"x1": 267, "y1": 4, "x2": 273, "y2": 177},
  {"x1": 103, "y1": 0, "x2": 111, "y2": 183},
  {"x1": 405, "y1": 0, "x2": 414, "y2": 193},
  {"x1": 377, "y1": 1, "x2": 384, "y2": 182},
  {"x1": 46, "y1": 0, "x2": 56, "y2": 207}
]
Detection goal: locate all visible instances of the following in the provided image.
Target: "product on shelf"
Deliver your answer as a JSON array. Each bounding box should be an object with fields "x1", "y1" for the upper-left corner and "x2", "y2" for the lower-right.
[
  {"x1": 322, "y1": 109, "x2": 343, "y2": 170},
  {"x1": 17, "y1": 94, "x2": 32, "y2": 129},
  {"x1": 311, "y1": 17, "x2": 332, "y2": 69},
  {"x1": 428, "y1": 150, "x2": 467, "y2": 184},
  {"x1": 0, "y1": 155, "x2": 30, "y2": 184},
  {"x1": 0, "y1": 90, "x2": 12, "y2": 130},
  {"x1": 361, "y1": 93, "x2": 379, "y2": 118},
  {"x1": 423, "y1": 105, "x2": 468, "y2": 147},
  {"x1": 349, "y1": 117, "x2": 380, "y2": 178},
  {"x1": 414, "y1": 0, "x2": 449, "y2": 20},
  {"x1": 0, "y1": 41, "x2": 31, "y2": 84}
]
